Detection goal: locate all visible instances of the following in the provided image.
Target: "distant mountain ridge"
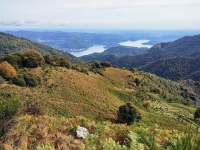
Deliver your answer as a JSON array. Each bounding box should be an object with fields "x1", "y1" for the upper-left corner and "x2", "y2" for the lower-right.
[
  {"x1": 107, "y1": 34, "x2": 200, "y2": 68},
  {"x1": 141, "y1": 56, "x2": 200, "y2": 81},
  {"x1": 0, "y1": 32, "x2": 82, "y2": 63},
  {"x1": 80, "y1": 45, "x2": 148, "y2": 61}
]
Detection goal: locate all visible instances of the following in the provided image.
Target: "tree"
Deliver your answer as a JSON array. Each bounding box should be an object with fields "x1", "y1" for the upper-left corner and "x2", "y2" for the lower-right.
[
  {"x1": 194, "y1": 106, "x2": 200, "y2": 120},
  {"x1": 2, "y1": 53, "x2": 24, "y2": 69},
  {"x1": 23, "y1": 49, "x2": 44, "y2": 68},
  {"x1": 135, "y1": 78, "x2": 141, "y2": 86},
  {"x1": 117, "y1": 102, "x2": 142, "y2": 125},
  {"x1": 44, "y1": 54, "x2": 60, "y2": 66},
  {"x1": 59, "y1": 58, "x2": 71, "y2": 68},
  {"x1": 0, "y1": 61, "x2": 16, "y2": 80}
]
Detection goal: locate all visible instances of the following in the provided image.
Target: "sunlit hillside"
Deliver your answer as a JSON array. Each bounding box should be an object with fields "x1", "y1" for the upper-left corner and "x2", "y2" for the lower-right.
[{"x1": 0, "y1": 51, "x2": 200, "y2": 149}]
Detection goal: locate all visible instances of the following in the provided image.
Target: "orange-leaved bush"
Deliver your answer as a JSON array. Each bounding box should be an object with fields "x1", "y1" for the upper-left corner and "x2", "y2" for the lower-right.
[{"x1": 0, "y1": 61, "x2": 16, "y2": 80}]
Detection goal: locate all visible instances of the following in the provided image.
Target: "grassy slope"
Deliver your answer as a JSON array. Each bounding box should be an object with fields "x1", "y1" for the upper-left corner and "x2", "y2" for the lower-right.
[{"x1": 0, "y1": 66, "x2": 199, "y2": 149}]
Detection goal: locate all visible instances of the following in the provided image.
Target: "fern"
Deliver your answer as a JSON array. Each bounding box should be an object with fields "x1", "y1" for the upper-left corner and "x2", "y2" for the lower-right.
[
  {"x1": 128, "y1": 131, "x2": 144, "y2": 150},
  {"x1": 101, "y1": 138, "x2": 128, "y2": 150}
]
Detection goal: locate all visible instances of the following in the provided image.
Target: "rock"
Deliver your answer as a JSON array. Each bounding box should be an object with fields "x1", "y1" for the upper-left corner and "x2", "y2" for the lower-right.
[{"x1": 76, "y1": 126, "x2": 89, "y2": 138}]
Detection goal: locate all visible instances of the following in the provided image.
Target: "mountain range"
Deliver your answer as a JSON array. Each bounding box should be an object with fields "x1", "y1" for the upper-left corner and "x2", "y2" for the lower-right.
[
  {"x1": 0, "y1": 32, "x2": 82, "y2": 64},
  {"x1": 80, "y1": 45, "x2": 148, "y2": 61},
  {"x1": 106, "y1": 34, "x2": 200, "y2": 82}
]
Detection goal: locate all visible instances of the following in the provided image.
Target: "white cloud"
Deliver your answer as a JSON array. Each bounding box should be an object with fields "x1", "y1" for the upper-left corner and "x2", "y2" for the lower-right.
[
  {"x1": 0, "y1": 0, "x2": 200, "y2": 29},
  {"x1": 0, "y1": 21, "x2": 37, "y2": 26}
]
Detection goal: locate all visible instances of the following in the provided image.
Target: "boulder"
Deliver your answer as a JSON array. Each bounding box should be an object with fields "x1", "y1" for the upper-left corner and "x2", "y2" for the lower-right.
[{"x1": 76, "y1": 126, "x2": 89, "y2": 138}]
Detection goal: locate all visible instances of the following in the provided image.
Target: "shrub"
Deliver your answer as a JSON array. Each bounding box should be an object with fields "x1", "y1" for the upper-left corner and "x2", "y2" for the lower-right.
[
  {"x1": 100, "y1": 61, "x2": 112, "y2": 67},
  {"x1": 44, "y1": 54, "x2": 60, "y2": 66},
  {"x1": 59, "y1": 58, "x2": 71, "y2": 69},
  {"x1": 135, "y1": 78, "x2": 141, "y2": 86},
  {"x1": 92, "y1": 61, "x2": 101, "y2": 69},
  {"x1": 23, "y1": 49, "x2": 44, "y2": 68},
  {"x1": 129, "y1": 68, "x2": 137, "y2": 73},
  {"x1": 0, "y1": 61, "x2": 16, "y2": 80},
  {"x1": 117, "y1": 102, "x2": 142, "y2": 125},
  {"x1": 2, "y1": 53, "x2": 24, "y2": 69},
  {"x1": 12, "y1": 74, "x2": 26, "y2": 87},
  {"x1": 194, "y1": 106, "x2": 200, "y2": 120},
  {"x1": 143, "y1": 100, "x2": 152, "y2": 109},
  {"x1": 23, "y1": 73, "x2": 41, "y2": 87},
  {"x1": 24, "y1": 101, "x2": 45, "y2": 115},
  {"x1": 0, "y1": 94, "x2": 20, "y2": 137}
]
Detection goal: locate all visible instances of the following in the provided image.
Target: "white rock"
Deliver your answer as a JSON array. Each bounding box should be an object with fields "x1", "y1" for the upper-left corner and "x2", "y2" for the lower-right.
[{"x1": 76, "y1": 126, "x2": 89, "y2": 138}]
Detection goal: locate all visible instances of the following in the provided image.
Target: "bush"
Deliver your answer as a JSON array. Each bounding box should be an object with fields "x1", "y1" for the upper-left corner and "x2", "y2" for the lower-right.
[
  {"x1": 24, "y1": 101, "x2": 45, "y2": 115},
  {"x1": 143, "y1": 100, "x2": 152, "y2": 109},
  {"x1": 117, "y1": 102, "x2": 142, "y2": 125},
  {"x1": 100, "y1": 61, "x2": 112, "y2": 67},
  {"x1": 0, "y1": 61, "x2": 16, "y2": 80},
  {"x1": 135, "y1": 78, "x2": 141, "y2": 86},
  {"x1": 23, "y1": 49, "x2": 44, "y2": 68},
  {"x1": 59, "y1": 58, "x2": 71, "y2": 69},
  {"x1": 44, "y1": 54, "x2": 60, "y2": 66},
  {"x1": 0, "y1": 94, "x2": 20, "y2": 137},
  {"x1": 194, "y1": 106, "x2": 200, "y2": 120},
  {"x1": 23, "y1": 73, "x2": 41, "y2": 87},
  {"x1": 2, "y1": 53, "x2": 24, "y2": 69},
  {"x1": 12, "y1": 74, "x2": 26, "y2": 87}
]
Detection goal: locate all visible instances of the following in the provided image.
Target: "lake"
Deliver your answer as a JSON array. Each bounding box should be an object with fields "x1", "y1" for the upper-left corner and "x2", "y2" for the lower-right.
[
  {"x1": 119, "y1": 40, "x2": 152, "y2": 48},
  {"x1": 70, "y1": 45, "x2": 105, "y2": 57},
  {"x1": 70, "y1": 40, "x2": 152, "y2": 57}
]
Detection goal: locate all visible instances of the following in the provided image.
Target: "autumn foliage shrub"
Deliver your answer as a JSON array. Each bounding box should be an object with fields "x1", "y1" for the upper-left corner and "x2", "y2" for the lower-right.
[
  {"x1": 23, "y1": 49, "x2": 44, "y2": 68},
  {"x1": 0, "y1": 61, "x2": 16, "y2": 80}
]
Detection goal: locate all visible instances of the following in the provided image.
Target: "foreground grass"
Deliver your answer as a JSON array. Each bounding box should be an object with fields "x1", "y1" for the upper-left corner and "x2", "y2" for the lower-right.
[{"x1": 1, "y1": 114, "x2": 200, "y2": 150}]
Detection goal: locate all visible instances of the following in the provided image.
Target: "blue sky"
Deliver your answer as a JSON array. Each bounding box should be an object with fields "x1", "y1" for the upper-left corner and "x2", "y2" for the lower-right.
[{"x1": 0, "y1": 0, "x2": 200, "y2": 30}]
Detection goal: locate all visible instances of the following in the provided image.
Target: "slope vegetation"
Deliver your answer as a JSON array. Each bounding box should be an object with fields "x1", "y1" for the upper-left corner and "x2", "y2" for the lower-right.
[{"x1": 0, "y1": 32, "x2": 82, "y2": 64}]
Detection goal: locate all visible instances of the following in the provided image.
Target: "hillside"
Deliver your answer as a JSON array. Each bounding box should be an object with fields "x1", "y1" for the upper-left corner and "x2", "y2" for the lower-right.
[
  {"x1": 0, "y1": 32, "x2": 82, "y2": 64},
  {"x1": 80, "y1": 45, "x2": 148, "y2": 61},
  {"x1": 5, "y1": 30, "x2": 186, "y2": 53},
  {"x1": 107, "y1": 34, "x2": 200, "y2": 68},
  {"x1": 1, "y1": 50, "x2": 200, "y2": 149},
  {"x1": 141, "y1": 56, "x2": 200, "y2": 81}
]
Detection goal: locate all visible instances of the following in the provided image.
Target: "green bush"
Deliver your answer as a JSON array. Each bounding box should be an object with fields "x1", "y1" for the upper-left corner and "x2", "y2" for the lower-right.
[
  {"x1": 59, "y1": 58, "x2": 71, "y2": 69},
  {"x1": 23, "y1": 73, "x2": 41, "y2": 87},
  {"x1": 194, "y1": 106, "x2": 200, "y2": 120},
  {"x1": 0, "y1": 94, "x2": 20, "y2": 137},
  {"x1": 117, "y1": 102, "x2": 142, "y2": 125},
  {"x1": 100, "y1": 61, "x2": 112, "y2": 67},
  {"x1": 12, "y1": 74, "x2": 26, "y2": 86},
  {"x1": 2, "y1": 53, "x2": 24, "y2": 69}
]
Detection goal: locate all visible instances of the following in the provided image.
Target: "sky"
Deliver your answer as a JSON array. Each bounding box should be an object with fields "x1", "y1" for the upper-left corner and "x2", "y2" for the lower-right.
[{"x1": 0, "y1": 0, "x2": 200, "y2": 30}]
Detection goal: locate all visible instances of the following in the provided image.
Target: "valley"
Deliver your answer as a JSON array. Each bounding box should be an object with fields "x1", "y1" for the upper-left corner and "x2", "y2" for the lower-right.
[{"x1": 0, "y1": 31, "x2": 200, "y2": 149}]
